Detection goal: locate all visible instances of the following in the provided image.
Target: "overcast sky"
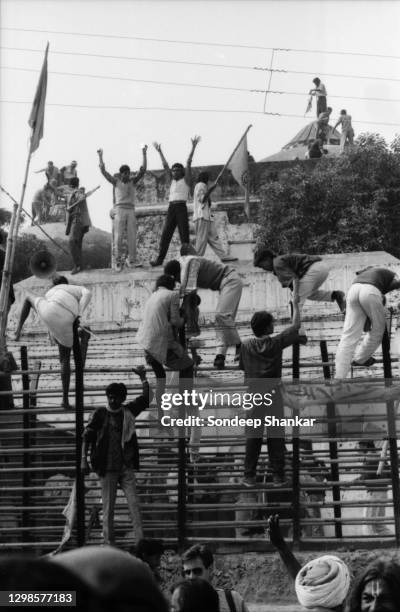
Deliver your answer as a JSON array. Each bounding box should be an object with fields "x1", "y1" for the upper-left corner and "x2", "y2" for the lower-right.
[{"x1": 1, "y1": 0, "x2": 400, "y2": 231}]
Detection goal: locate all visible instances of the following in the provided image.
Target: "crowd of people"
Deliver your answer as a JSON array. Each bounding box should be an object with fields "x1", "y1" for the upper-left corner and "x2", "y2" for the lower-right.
[
  {"x1": 306, "y1": 77, "x2": 355, "y2": 158},
  {"x1": 15, "y1": 158, "x2": 400, "y2": 538},
  {"x1": 1, "y1": 538, "x2": 399, "y2": 611},
  {"x1": 29, "y1": 78, "x2": 353, "y2": 275},
  {"x1": 5, "y1": 76, "x2": 398, "y2": 611}
]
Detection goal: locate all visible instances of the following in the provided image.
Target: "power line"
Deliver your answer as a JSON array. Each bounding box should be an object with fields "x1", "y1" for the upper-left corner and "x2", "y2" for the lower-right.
[
  {"x1": 3, "y1": 45, "x2": 400, "y2": 84},
  {"x1": 263, "y1": 67, "x2": 400, "y2": 85},
  {"x1": 1, "y1": 99, "x2": 400, "y2": 127},
  {"x1": 2, "y1": 65, "x2": 400, "y2": 104},
  {"x1": 0, "y1": 46, "x2": 256, "y2": 72},
  {"x1": 0, "y1": 100, "x2": 264, "y2": 114},
  {"x1": 2, "y1": 27, "x2": 400, "y2": 60},
  {"x1": 0, "y1": 65, "x2": 261, "y2": 94}
]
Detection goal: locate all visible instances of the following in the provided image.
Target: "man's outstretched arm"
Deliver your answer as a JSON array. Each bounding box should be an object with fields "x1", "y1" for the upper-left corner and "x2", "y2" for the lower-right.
[
  {"x1": 133, "y1": 145, "x2": 148, "y2": 184},
  {"x1": 97, "y1": 148, "x2": 116, "y2": 185},
  {"x1": 185, "y1": 135, "x2": 201, "y2": 187},
  {"x1": 267, "y1": 514, "x2": 301, "y2": 581},
  {"x1": 153, "y1": 142, "x2": 171, "y2": 177}
]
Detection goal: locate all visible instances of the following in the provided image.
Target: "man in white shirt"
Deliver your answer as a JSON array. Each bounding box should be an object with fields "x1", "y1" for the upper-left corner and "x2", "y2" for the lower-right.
[
  {"x1": 309, "y1": 77, "x2": 327, "y2": 117},
  {"x1": 150, "y1": 137, "x2": 200, "y2": 267},
  {"x1": 98, "y1": 147, "x2": 147, "y2": 271},
  {"x1": 14, "y1": 276, "x2": 92, "y2": 409},
  {"x1": 193, "y1": 171, "x2": 237, "y2": 262}
]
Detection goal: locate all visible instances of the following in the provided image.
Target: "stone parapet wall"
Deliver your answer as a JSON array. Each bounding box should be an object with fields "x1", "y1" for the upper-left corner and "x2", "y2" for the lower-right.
[
  {"x1": 134, "y1": 159, "x2": 318, "y2": 208},
  {"x1": 10, "y1": 253, "x2": 400, "y2": 332},
  {"x1": 134, "y1": 199, "x2": 259, "y2": 263}
]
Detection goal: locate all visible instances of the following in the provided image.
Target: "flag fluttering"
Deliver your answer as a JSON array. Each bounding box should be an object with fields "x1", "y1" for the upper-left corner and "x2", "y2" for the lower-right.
[
  {"x1": 227, "y1": 128, "x2": 251, "y2": 218},
  {"x1": 28, "y1": 43, "x2": 49, "y2": 153},
  {"x1": 305, "y1": 95, "x2": 313, "y2": 116}
]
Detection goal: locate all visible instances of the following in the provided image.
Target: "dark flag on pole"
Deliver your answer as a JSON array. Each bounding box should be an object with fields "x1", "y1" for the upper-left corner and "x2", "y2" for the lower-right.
[
  {"x1": 227, "y1": 129, "x2": 251, "y2": 218},
  {"x1": 28, "y1": 42, "x2": 49, "y2": 153}
]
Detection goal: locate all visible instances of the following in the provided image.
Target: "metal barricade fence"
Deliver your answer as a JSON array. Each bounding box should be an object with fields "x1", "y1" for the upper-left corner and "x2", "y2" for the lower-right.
[{"x1": 0, "y1": 336, "x2": 399, "y2": 554}]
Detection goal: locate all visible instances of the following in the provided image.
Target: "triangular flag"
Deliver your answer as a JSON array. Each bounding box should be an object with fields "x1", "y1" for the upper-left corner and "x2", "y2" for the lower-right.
[
  {"x1": 28, "y1": 43, "x2": 49, "y2": 153},
  {"x1": 227, "y1": 134, "x2": 250, "y2": 218}
]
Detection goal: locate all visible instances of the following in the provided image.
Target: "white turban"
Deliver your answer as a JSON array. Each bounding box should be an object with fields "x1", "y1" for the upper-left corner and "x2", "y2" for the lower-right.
[{"x1": 295, "y1": 555, "x2": 350, "y2": 609}]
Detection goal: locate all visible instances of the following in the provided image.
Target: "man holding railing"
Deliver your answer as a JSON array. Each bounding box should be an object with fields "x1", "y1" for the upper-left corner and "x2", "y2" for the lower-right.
[
  {"x1": 81, "y1": 369, "x2": 150, "y2": 546},
  {"x1": 335, "y1": 266, "x2": 400, "y2": 378},
  {"x1": 14, "y1": 275, "x2": 92, "y2": 410}
]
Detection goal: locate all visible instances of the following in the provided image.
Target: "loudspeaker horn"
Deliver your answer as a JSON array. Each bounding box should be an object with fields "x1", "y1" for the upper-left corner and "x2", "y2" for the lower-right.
[{"x1": 30, "y1": 250, "x2": 57, "y2": 279}]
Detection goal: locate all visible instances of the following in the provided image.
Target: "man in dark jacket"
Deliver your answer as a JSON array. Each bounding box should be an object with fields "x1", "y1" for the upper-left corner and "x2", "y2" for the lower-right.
[
  {"x1": 66, "y1": 177, "x2": 98, "y2": 274},
  {"x1": 81, "y1": 366, "x2": 151, "y2": 545}
]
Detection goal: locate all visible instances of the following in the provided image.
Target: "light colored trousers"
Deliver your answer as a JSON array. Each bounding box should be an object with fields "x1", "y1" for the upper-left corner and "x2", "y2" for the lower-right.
[
  {"x1": 216, "y1": 270, "x2": 243, "y2": 354},
  {"x1": 194, "y1": 218, "x2": 226, "y2": 259},
  {"x1": 297, "y1": 261, "x2": 332, "y2": 309},
  {"x1": 100, "y1": 467, "x2": 143, "y2": 544},
  {"x1": 335, "y1": 283, "x2": 386, "y2": 379},
  {"x1": 340, "y1": 129, "x2": 354, "y2": 153},
  {"x1": 362, "y1": 489, "x2": 392, "y2": 536},
  {"x1": 114, "y1": 207, "x2": 137, "y2": 264}
]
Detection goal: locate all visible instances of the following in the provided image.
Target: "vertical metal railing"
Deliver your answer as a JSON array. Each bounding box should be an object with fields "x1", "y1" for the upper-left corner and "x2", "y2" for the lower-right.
[
  {"x1": 320, "y1": 340, "x2": 342, "y2": 539},
  {"x1": 291, "y1": 343, "x2": 301, "y2": 546},
  {"x1": 381, "y1": 327, "x2": 400, "y2": 545},
  {"x1": 20, "y1": 346, "x2": 31, "y2": 541},
  {"x1": 73, "y1": 322, "x2": 85, "y2": 547}
]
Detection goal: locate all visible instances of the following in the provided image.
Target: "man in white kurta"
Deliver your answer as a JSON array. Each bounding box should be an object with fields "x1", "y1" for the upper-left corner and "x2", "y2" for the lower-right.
[{"x1": 14, "y1": 276, "x2": 92, "y2": 409}]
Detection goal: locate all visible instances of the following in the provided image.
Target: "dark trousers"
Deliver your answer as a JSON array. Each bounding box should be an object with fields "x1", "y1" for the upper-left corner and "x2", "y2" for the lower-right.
[
  {"x1": 145, "y1": 352, "x2": 194, "y2": 403},
  {"x1": 244, "y1": 390, "x2": 285, "y2": 479},
  {"x1": 316, "y1": 96, "x2": 327, "y2": 117},
  {"x1": 157, "y1": 201, "x2": 189, "y2": 263},
  {"x1": 69, "y1": 219, "x2": 85, "y2": 268}
]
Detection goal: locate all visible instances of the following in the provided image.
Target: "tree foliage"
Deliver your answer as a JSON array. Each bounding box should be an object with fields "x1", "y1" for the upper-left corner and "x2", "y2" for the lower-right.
[
  {"x1": 255, "y1": 133, "x2": 400, "y2": 257},
  {"x1": 0, "y1": 208, "x2": 12, "y2": 227},
  {"x1": 12, "y1": 234, "x2": 48, "y2": 283}
]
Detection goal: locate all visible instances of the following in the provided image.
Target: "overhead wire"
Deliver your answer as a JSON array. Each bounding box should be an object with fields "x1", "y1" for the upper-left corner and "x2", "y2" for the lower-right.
[
  {"x1": 2, "y1": 27, "x2": 400, "y2": 60},
  {"x1": 2, "y1": 65, "x2": 400, "y2": 104},
  {"x1": 3, "y1": 45, "x2": 400, "y2": 84},
  {"x1": 1, "y1": 99, "x2": 400, "y2": 127}
]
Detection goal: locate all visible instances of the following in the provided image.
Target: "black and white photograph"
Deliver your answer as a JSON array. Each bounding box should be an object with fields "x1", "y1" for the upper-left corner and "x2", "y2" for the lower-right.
[{"x1": 0, "y1": 1, "x2": 400, "y2": 610}]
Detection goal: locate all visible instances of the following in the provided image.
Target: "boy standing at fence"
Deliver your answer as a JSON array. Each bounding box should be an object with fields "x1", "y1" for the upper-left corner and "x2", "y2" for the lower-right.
[
  {"x1": 239, "y1": 288, "x2": 304, "y2": 485},
  {"x1": 81, "y1": 367, "x2": 151, "y2": 545}
]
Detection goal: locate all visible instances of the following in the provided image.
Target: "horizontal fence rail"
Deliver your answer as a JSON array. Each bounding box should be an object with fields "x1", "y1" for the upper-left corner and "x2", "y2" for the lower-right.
[{"x1": 0, "y1": 319, "x2": 399, "y2": 553}]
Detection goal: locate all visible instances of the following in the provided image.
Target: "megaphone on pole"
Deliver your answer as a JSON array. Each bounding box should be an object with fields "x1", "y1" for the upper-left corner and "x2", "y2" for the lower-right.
[{"x1": 29, "y1": 250, "x2": 57, "y2": 279}]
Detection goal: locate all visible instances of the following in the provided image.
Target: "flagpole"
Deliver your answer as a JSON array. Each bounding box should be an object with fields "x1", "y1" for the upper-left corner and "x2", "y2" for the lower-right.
[
  {"x1": 213, "y1": 124, "x2": 252, "y2": 185},
  {"x1": 0, "y1": 43, "x2": 49, "y2": 361},
  {"x1": 0, "y1": 145, "x2": 34, "y2": 358}
]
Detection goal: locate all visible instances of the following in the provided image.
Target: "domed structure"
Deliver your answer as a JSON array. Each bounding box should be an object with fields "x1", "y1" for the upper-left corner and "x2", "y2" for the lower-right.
[
  {"x1": 260, "y1": 121, "x2": 341, "y2": 162},
  {"x1": 20, "y1": 222, "x2": 111, "y2": 272}
]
